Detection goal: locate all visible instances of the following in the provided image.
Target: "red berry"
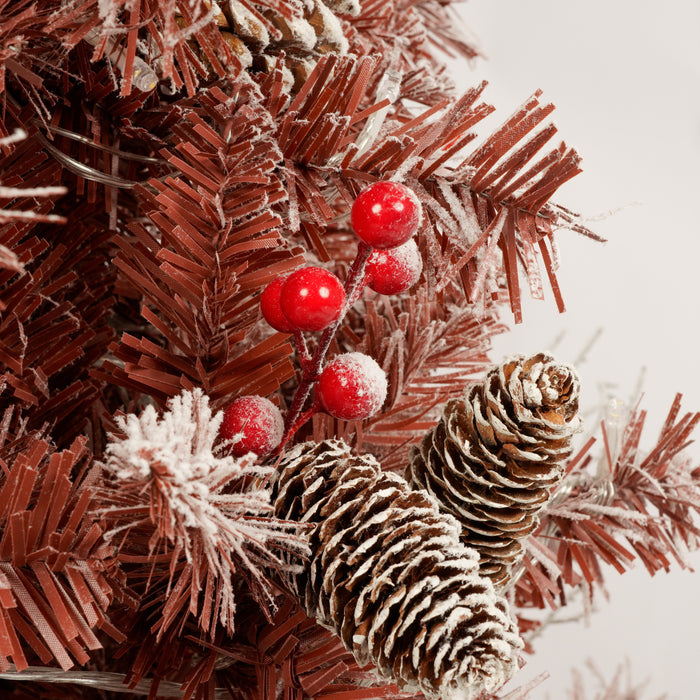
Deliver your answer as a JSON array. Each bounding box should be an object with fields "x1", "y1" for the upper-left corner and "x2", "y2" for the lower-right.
[
  {"x1": 350, "y1": 181, "x2": 422, "y2": 249},
  {"x1": 280, "y1": 267, "x2": 346, "y2": 332},
  {"x1": 260, "y1": 275, "x2": 296, "y2": 332},
  {"x1": 219, "y1": 395, "x2": 284, "y2": 457},
  {"x1": 316, "y1": 352, "x2": 388, "y2": 421},
  {"x1": 366, "y1": 239, "x2": 422, "y2": 295}
]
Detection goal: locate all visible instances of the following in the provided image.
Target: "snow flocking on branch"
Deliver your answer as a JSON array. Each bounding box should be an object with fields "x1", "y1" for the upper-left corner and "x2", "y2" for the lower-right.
[
  {"x1": 105, "y1": 389, "x2": 242, "y2": 533},
  {"x1": 99, "y1": 389, "x2": 310, "y2": 636}
]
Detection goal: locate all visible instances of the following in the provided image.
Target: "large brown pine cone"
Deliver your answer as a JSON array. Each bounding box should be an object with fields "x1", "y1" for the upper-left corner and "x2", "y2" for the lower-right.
[
  {"x1": 273, "y1": 439, "x2": 522, "y2": 700},
  {"x1": 405, "y1": 352, "x2": 581, "y2": 589}
]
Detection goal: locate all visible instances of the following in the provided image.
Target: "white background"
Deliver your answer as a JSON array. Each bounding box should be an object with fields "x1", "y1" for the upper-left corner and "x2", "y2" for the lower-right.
[{"x1": 448, "y1": 1, "x2": 700, "y2": 697}]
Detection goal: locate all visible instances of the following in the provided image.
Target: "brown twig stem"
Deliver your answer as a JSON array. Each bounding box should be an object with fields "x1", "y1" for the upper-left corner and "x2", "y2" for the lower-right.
[{"x1": 294, "y1": 330, "x2": 312, "y2": 372}]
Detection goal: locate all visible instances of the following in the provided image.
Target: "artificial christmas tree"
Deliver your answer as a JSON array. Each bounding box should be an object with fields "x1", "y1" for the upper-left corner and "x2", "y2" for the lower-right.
[{"x1": 1, "y1": 1, "x2": 699, "y2": 699}]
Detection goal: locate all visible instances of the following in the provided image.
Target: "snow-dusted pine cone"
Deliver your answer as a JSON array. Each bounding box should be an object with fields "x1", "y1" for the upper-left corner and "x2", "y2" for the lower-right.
[
  {"x1": 199, "y1": 0, "x2": 356, "y2": 90},
  {"x1": 406, "y1": 353, "x2": 581, "y2": 589},
  {"x1": 273, "y1": 439, "x2": 522, "y2": 700}
]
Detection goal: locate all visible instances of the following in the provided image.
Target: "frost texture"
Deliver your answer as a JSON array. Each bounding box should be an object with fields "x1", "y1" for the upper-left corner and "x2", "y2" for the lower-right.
[
  {"x1": 101, "y1": 389, "x2": 310, "y2": 635},
  {"x1": 335, "y1": 352, "x2": 388, "y2": 409}
]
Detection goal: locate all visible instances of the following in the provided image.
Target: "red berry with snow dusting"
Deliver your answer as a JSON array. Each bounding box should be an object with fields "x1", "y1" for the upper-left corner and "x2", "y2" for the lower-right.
[
  {"x1": 350, "y1": 181, "x2": 422, "y2": 249},
  {"x1": 366, "y1": 239, "x2": 423, "y2": 295},
  {"x1": 260, "y1": 275, "x2": 297, "y2": 332},
  {"x1": 219, "y1": 395, "x2": 284, "y2": 457},
  {"x1": 280, "y1": 266, "x2": 346, "y2": 332},
  {"x1": 316, "y1": 352, "x2": 388, "y2": 421}
]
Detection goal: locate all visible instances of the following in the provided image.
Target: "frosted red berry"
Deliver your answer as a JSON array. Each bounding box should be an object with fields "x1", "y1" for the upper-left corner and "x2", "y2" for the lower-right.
[
  {"x1": 350, "y1": 181, "x2": 422, "y2": 249},
  {"x1": 366, "y1": 239, "x2": 423, "y2": 295},
  {"x1": 280, "y1": 266, "x2": 346, "y2": 332},
  {"x1": 260, "y1": 275, "x2": 297, "y2": 332},
  {"x1": 219, "y1": 395, "x2": 284, "y2": 457},
  {"x1": 316, "y1": 352, "x2": 388, "y2": 421}
]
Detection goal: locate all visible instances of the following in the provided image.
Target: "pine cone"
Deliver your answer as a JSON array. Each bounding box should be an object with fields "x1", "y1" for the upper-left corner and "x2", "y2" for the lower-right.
[
  {"x1": 406, "y1": 353, "x2": 581, "y2": 589},
  {"x1": 273, "y1": 439, "x2": 522, "y2": 699},
  {"x1": 199, "y1": 0, "x2": 355, "y2": 90}
]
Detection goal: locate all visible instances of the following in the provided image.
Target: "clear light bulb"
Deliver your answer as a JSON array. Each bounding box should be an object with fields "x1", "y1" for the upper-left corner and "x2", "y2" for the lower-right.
[
  {"x1": 130, "y1": 56, "x2": 159, "y2": 92},
  {"x1": 83, "y1": 29, "x2": 158, "y2": 93}
]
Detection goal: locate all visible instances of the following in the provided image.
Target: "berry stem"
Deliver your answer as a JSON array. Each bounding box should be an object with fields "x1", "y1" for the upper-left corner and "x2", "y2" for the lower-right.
[
  {"x1": 344, "y1": 242, "x2": 374, "y2": 306},
  {"x1": 281, "y1": 242, "x2": 374, "y2": 442},
  {"x1": 347, "y1": 270, "x2": 371, "y2": 306},
  {"x1": 294, "y1": 330, "x2": 312, "y2": 371},
  {"x1": 278, "y1": 405, "x2": 320, "y2": 452}
]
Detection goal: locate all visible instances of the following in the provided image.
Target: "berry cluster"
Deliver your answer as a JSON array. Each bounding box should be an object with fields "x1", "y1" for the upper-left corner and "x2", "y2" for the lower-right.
[{"x1": 221, "y1": 181, "x2": 422, "y2": 456}]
